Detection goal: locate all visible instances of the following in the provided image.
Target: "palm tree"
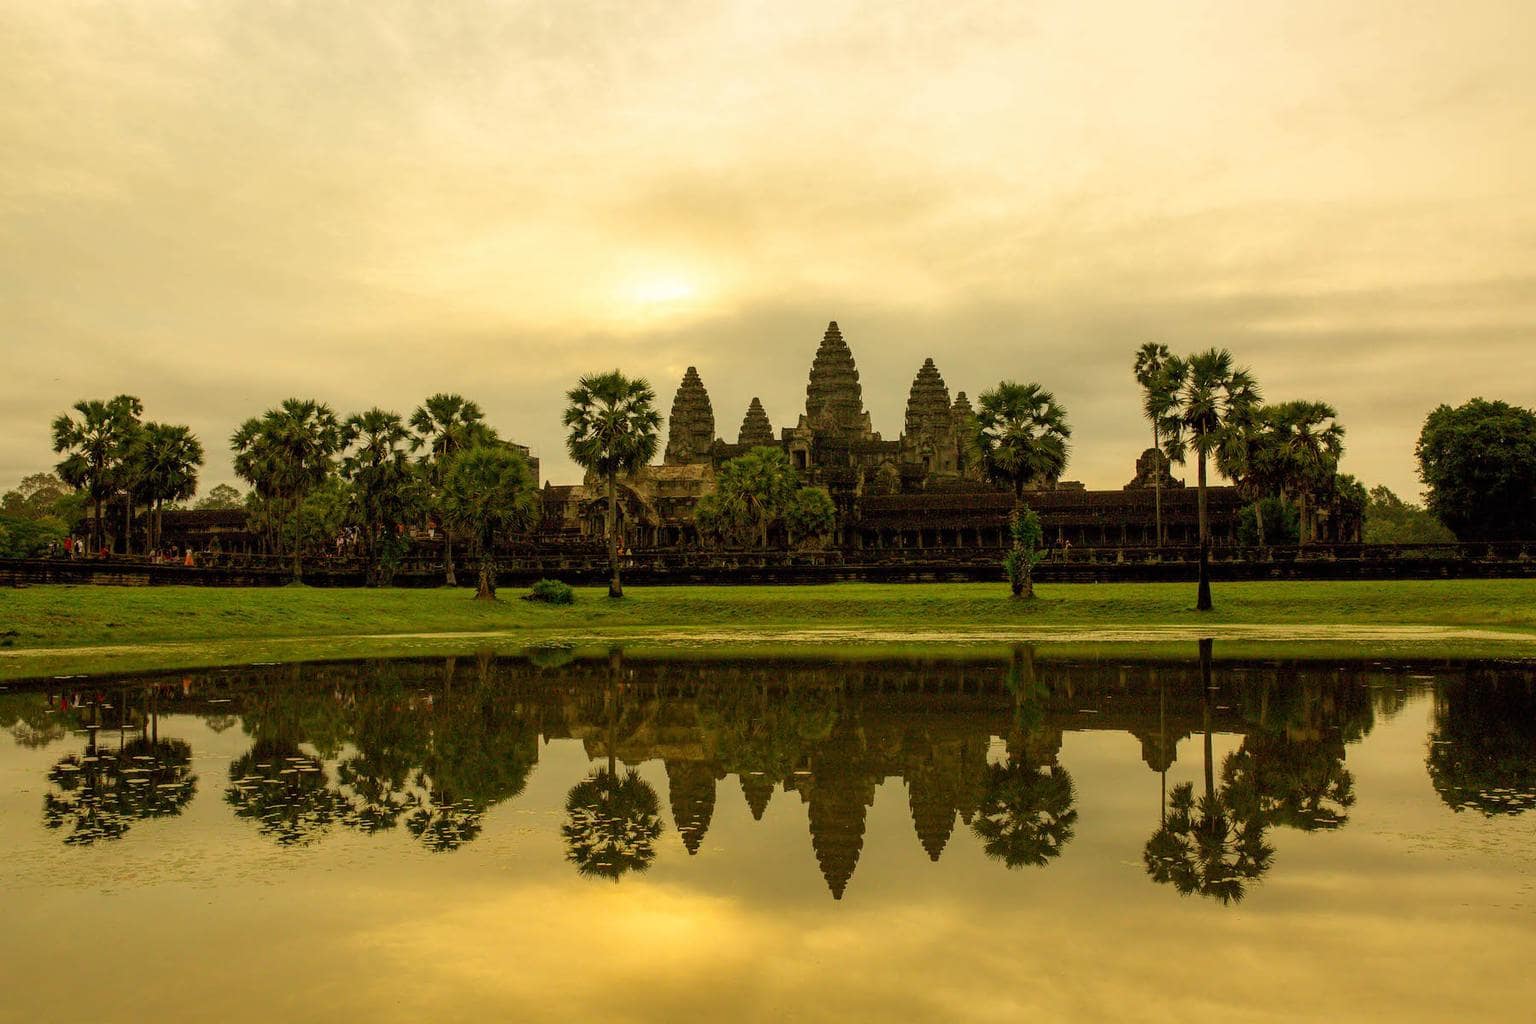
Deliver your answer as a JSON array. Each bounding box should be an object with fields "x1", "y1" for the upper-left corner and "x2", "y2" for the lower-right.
[
  {"x1": 341, "y1": 408, "x2": 419, "y2": 585},
  {"x1": 712, "y1": 446, "x2": 798, "y2": 548},
  {"x1": 1215, "y1": 404, "x2": 1283, "y2": 548},
  {"x1": 231, "y1": 399, "x2": 341, "y2": 582},
  {"x1": 128, "y1": 423, "x2": 204, "y2": 552},
  {"x1": 563, "y1": 371, "x2": 662, "y2": 598},
  {"x1": 438, "y1": 445, "x2": 541, "y2": 600},
  {"x1": 974, "y1": 382, "x2": 1072, "y2": 497},
  {"x1": 1133, "y1": 343, "x2": 1179, "y2": 548},
  {"x1": 410, "y1": 394, "x2": 497, "y2": 586},
  {"x1": 1161, "y1": 350, "x2": 1260, "y2": 610},
  {"x1": 1268, "y1": 400, "x2": 1345, "y2": 545},
  {"x1": 51, "y1": 395, "x2": 143, "y2": 553}
]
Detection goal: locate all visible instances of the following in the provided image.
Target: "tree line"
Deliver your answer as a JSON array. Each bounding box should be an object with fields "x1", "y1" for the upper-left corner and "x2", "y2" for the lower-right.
[{"x1": 10, "y1": 362, "x2": 1536, "y2": 600}]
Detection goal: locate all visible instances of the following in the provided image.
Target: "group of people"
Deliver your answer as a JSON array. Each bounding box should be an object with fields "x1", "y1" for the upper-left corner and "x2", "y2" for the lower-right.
[{"x1": 47, "y1": 536, "x2": 198, "y2": 566}]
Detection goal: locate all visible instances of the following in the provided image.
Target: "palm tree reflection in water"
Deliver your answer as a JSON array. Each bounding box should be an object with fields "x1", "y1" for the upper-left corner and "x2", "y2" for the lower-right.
[
  {"x1": 563, "y1": 650, "x2": 664, "y2": 881},
  {"x1": 1143, "y1": 640, "x2": 1274, "y2": 904}
]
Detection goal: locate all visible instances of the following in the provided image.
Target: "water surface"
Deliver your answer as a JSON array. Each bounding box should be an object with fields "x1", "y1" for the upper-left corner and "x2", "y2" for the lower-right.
[{"x1": 2, "y1": 648, "x2": 1533, "y2": 1022}]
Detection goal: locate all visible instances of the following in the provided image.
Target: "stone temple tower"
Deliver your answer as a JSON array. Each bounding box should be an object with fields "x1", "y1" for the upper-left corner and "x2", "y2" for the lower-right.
[
  {"x1": 737, "y1": 397, "x2": 775, "y2": 447},
  {"x1": 664, "y1": 366, "x2": 716, "y2": 465},
  {"x1": 803, "y1": 321, "x2": 874, "y2": 441},
  {"x1": 902, "y1": 358, "x2": 959, "y2": 477}
]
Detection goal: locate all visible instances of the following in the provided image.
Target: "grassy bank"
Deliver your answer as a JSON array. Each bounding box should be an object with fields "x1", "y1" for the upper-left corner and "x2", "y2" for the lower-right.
[{"x1": 2, "y1": 579, "x2": 1535, "y2": 679}]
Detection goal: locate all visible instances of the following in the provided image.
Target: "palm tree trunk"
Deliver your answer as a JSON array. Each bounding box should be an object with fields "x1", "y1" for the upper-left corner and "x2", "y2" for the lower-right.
[
  {"x1": 122, "y1": 495, "x2": 132, "y2": 555},
  {"x1": 443, "y1": 531, "x2": 457, "y2": 587},
  {"x1": 606, "y1": 472, "x2": 622, "y2": 599},
  {"x1": 292, "y1": 495, "x2": 304, "y2": 583},
  {"x1": 1152, "y1": 425, "x2": 1163, "y2": 549},
  {"x1": 1298, "y1": 491, "x2": 1310, "y2": 545},
  {"x1": 476, "y1": 542, "x2": 495, "y2": 600},
  {"x1": 93, "y1": 496, "x2": 103, "y2": 553},
  {"x1": 1196, "y1": 449, "x2": 1212, "y2": 611},
  {"x1": 1254, "y1": 498, "x2": 1266, "y2": 548}
]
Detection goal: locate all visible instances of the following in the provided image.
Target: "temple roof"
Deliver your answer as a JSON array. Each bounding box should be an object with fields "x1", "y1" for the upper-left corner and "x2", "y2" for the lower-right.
[
  {"x1": 737, "y1": 397, "x2": 775, "y2": 447},
  {"x1": 904, "y1": 358, "x2": 953, "y2": 439},
  {"x1": 664, "y1": 366, "x2": 716, "y2": 465},
  {"x1": 804, "y1": 321, "x2": 869, "y2": 439}
]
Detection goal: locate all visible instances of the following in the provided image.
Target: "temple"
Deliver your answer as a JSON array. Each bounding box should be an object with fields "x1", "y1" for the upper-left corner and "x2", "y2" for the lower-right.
[{"x1": 542, "y1": 320, "x2": 1245, "y2": 550}]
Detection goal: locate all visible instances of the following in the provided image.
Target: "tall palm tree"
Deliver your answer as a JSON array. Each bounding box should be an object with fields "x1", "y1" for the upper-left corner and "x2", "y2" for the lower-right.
[
  {"x1": 410, "y1": 394, "x2": 497, "y2": 586},
  {"x1": 1215, "y1": 404, "x2": 1282, "y2": 548},
  {"x1": 230, "y1": 398, "x2": 341, "y2": 582},
  {"x1": 341, "y1": 408, "x2": 418, "y2": 585},
  {"x1": 1161, "y1": 350, "x2": 1260, "y2": 611},
  {"x1": 563, "y1": 371, "x2": 662, "y2": 598},
  {"x1": 129, "y1": 423, "x2": 204, "y2": 552},
  {"x1": 974, "y1": 381, "x2": 1072, "y2": 497},
  {"x1": 1268, "y1": 400, "x2": 1345, "y2": 545},
  {"x1": 51, "y1": 394, "x2": 143, "y2": 553},
  {"x1": 439, "y1": 445, "x2": 541, "y2": 600},
  {"x1": 1133, "y1": 343, "x2": 1179, "y2": 547}
]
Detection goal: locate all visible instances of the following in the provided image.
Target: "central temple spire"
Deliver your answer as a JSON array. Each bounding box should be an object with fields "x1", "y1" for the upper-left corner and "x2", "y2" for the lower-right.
[{"x1": 804, "y1": 320, "x2": 873, "y2": 440}]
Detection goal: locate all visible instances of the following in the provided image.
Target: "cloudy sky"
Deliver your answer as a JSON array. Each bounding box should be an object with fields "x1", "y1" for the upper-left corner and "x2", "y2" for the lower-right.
[{"x1": 2, "y1": 0, "x2": 1533, "y2": 498}]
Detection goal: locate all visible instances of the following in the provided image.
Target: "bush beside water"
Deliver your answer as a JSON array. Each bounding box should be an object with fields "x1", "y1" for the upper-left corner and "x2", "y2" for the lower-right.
[{"x1": 524, "y1": 579, "x2": 575, "y2": 605}]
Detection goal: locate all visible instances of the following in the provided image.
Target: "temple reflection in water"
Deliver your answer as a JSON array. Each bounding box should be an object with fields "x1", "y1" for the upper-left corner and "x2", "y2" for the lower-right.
[{"x1": 4, "y1": 650, "x2": 1533, "y2": 902}]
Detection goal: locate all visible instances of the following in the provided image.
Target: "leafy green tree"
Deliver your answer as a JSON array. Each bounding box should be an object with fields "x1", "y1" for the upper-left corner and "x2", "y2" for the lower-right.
[
  {"x1": 51, "y1": 395, "x2": 143, "y2": 552},
  {"x1": 127, "y1": 422, "x2": 204, "y2": 551},
  {"x1": 1003, "y1": 505, "x2": 1044, "y2": 599},
  {"x1": 785, "y1": 486, "x2": 837, "y2": 548},
  {"x1": 563, "y1": 371, "x2": 662, "y2": 598},
  {"x1": 1216, "y1": 404, "x2": 1286, "y2": 546},
  {"x1": 1268, "y1": 400, "x2": 1345, "y2": 544},
  {"x1": 439, "y1": 445, "x2": 541, "y2": 600},
  {"x1": 341, "y1": 408, "x2": 422, "y2": 585},
  {"x1": 231, "y1": 399, "x2": 342, "y2": 580},
  {"x1": 1362, "y1": 485, "x2": 1455, "y2": 544},
  {"x1": 195, "y1": 483, "x2": 244, "y2": 510},
  {"x1": 1, "y1": 473, "x2": 83, "y2": 524},
  {"x1": 1161, "y1": 350, "x2": 1261, "y2": 610},
  {"x1": 1415, "y1": 398, "x2": 1536, "y2": 540},
  {"x1": 974, "y1": 381, "x2": 1072, "y2": 497},
  {"x1": 708, "y1": 446, "x2": 800, "y2": 547},
  {"x1": 1134, "y1": 342, "x2": 1179, "y2": 547},
  {"x1": 410, "y1": 394, "x2": 498, "y2": 586}
]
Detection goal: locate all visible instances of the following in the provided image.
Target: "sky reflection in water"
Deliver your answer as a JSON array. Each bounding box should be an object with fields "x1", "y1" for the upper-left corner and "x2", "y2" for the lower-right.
[{"x1": 1, "y1": 648, "x2": 1534, "y2": 1023}]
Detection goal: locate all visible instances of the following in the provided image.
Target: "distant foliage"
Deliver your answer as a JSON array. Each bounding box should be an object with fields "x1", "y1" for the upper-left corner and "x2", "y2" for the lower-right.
[
  {"x1": 1416, "y1": 398, "x2": 1536, "y2": 540},
  {"x1": 1237, "y1": 497, "x2": 1299, "y2": 546},
  {"x1": 1363, "y1": 485, "x2": 1455, "y2": 545},
  {"x1": 195, "y1": 483, "x2": 245, "y2": 510},
  {"x1": 525, "y1": 579, "x2": 575, "y2": 605}
]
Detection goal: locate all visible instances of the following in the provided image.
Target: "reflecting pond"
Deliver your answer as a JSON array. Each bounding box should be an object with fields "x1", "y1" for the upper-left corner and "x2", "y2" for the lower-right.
[{"x1": 2, "y1": 646, "x2": 1534, "y2": 1022}]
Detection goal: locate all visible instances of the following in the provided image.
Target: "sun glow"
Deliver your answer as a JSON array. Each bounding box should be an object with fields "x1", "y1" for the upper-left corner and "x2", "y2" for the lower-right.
[{"x1": 626, "y1": 274, "x2": 700, "y2": 307}]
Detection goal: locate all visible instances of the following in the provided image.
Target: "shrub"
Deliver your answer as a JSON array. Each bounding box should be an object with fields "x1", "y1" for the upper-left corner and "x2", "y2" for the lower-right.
[{"x1": 524, "y1": 578, "x2": 575, "y2": 605}]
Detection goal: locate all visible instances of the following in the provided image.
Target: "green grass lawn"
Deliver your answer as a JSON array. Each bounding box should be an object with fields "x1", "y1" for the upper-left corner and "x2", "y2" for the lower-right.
[{"x1": 2, "y1": 579, "x2": 1536, "y2": 680}]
